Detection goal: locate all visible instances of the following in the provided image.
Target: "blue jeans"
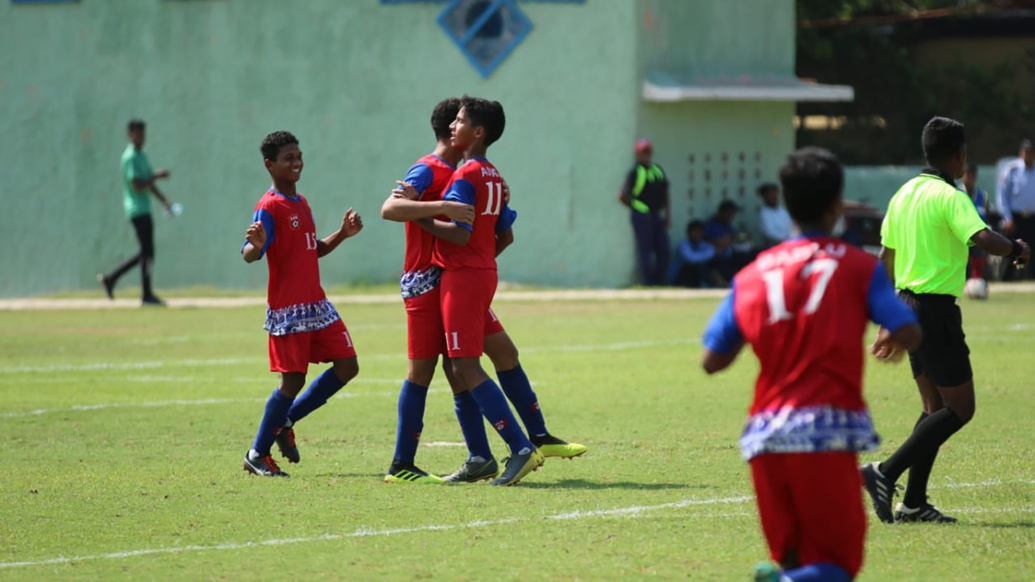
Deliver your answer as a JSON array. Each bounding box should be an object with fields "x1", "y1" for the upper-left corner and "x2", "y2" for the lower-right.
[{"x1": 631, "y1": 211, "x2": 670, "y2": 286}]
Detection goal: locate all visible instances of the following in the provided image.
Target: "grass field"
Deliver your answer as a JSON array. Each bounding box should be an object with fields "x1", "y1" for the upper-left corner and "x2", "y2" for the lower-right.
[{"x1": 2, "y1": 292, "x2": 1033, "y2": 580}]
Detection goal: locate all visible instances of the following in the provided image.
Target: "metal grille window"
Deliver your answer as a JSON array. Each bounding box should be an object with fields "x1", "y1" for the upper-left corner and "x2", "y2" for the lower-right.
[{"x1": 437, "y1": 0, "x2": 532, "y2": 78}]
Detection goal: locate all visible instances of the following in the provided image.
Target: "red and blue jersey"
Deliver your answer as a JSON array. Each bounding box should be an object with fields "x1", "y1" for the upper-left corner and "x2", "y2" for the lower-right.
[
  {"x1": 247, "y1": 190, "x2": 339, "y2": 336},
  {"x1": 703, "y1": 235, "x2": 916, "y2": 460},
  {"x1": 397, "y1": 154, "x2": 457, "y2": 299},
  {"x1": 432, "y1": 158, "x2": 517, "y2": 272}
]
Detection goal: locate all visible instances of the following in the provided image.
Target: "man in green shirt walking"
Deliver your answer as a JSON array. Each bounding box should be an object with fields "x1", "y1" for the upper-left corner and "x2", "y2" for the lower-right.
[
  {"x1": 863, "y1": 117, "x2": 1029, "y2": 524},
  {"x1": 99, "y1": 119, "x2": 174, "y2": 305}
]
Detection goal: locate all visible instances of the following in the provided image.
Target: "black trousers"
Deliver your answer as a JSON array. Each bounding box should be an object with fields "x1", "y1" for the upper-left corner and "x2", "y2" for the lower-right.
[
  {"x1": 107, "y1": 214, "x2": 155, "y2": 297},
  {"x1": 1008, "y1": 214, "x2": 1035, "y2": 280}
]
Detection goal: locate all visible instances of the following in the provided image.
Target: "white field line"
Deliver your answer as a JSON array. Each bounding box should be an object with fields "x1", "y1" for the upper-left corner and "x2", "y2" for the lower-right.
[
  {"x1": 2, "y1": 485, "x2": 1031, "y2": 571},
  {"x1": 0, "y1": 338, "x2": 689, "y2": 375},
  {"x1": 0, "y1": 388, "x2": 451, "y2": 419}
]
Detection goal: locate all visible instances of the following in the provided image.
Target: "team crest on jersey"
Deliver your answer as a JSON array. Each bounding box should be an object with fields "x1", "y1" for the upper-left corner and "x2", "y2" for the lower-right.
[
  {"x1": 289, "y1": 214, "x2": 301, "y2": 229},
  {"x1": 493, "y1": 419, "x2": 507, "y2": 433}
]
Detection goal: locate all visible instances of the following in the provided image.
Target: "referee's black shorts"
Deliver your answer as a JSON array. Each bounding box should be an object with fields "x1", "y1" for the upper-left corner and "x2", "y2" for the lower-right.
[{"x1": 900, "y1": 290, "x2": 973, "y2": 387}]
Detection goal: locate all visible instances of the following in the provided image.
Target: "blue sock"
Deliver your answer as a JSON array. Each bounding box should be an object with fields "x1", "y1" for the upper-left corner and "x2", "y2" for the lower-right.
[
  {"x1": 454, "y1": 391, "x2": 493, "y2": 460},
  {"x1": 252, "y1": 388, "x2": 294, "y2": 455},
  {"x1": 784, "y1": 563, "x2": 850, "y2": 582},
  {"x1": 392, "y1": 380, "x2": 428, "y2": 464},
  {"x1": 287, "y1": 367, "x2": 346, "y2": 425},
  {"x1": 497, "y1": 365, "x2": 547, "y2": 437},
  {"x1": 469, "y1": 380, "x2": 533, "y2": 455}
]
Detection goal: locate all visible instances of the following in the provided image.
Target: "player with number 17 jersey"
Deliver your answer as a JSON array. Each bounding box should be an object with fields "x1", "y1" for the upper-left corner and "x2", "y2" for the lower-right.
[
  {"x1": 433, "y1": 158, "x2": 514, "y2": 357},
  {"x1": 708, "y1": 236, "x2": 915, "y2": 456}
]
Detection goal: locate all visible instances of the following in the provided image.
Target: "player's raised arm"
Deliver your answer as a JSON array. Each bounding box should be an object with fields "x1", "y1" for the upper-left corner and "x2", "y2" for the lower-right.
[
  {"x1": 416, "y1": 217, "x2": 471, "y2": 246},
  {"x1": 242, "y1": 208, "x2": 275, "y2": 264},
  {"x1": 242, "y1": 222, "x2": 266, "y2": 263},
  {"x1": 317, "y1": 208, "x2": 363, "y2": 258},
  {"x1": 701, "y1": 292, "x2": 744, "y2": 374},
  {"x1": 381, "y1": 181, "x2": 474, "y2": 224}
]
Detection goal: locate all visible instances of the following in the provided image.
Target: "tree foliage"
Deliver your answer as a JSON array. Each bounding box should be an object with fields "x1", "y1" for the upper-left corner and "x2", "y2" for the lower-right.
[{"x1": 796, "y1": 0, "x2": 1035, "y2": 164}]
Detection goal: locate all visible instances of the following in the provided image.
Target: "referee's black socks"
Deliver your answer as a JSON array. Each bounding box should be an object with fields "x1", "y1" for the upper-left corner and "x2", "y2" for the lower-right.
[{"x1": 879, "y1": 409, "x2": 965, "y2": 487}]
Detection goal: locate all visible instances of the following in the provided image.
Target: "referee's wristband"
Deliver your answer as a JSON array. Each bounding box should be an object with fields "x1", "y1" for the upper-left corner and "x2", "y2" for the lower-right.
[{"x1": 1007, "y1": 240, "x2": 1023, "y2": 259}]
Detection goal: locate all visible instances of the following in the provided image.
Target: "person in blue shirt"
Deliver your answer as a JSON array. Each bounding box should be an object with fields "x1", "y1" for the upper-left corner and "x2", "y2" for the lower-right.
[
  {"x1": 670, "y1": 220, "x2": 717, "y2": 288},
  {"x1": 704, "y1": 200, "x2": 753, "y2": 284},
  {"x1": 997, "y1": 139, "x2": 1035, "y2": 279}
]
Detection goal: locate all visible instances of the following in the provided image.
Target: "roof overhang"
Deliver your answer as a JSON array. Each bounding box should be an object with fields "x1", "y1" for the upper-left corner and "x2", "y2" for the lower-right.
[{"x1": 642, "y1": 72, "x2": 855, "y2": 103}]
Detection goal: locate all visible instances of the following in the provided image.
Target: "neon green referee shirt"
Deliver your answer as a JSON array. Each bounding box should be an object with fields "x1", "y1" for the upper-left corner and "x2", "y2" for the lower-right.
[{"x1": 880, "y1": 170, "x2": 988, "y2": 297}]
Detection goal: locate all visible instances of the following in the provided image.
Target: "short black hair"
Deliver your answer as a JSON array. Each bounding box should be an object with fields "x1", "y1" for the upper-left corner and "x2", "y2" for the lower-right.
[
  {"x1": 718, "y1": 200, "x2": 739, "y2": 214},
  {"x1": 686, "y1": 220, "x2": 705, "y2": 235},
  {"x1": 921, "y1": 116, "x2": 966, "y2": 165},
  {"x1": 261, "y1": 131, "x2": 299, "y2": 161},
  {"x1": 127, "y1": 118, "x2": 146, "y2": 132},
  {"x1": 779, "y1": 146, "x2": 844, "y2": 225},
  {"x1": 460, "y1": 95, "x2": 505, "y2": 146},
  {"x1": 757, "y1": 183, "x2": 778, "y2": 196},
  {"x1": 431, "y1": 98, "x2": 461, "y2": 141}
]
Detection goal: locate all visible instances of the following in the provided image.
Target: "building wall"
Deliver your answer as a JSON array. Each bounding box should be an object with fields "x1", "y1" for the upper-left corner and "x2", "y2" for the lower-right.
[
  {"x1": 0, "y1": 0, "x2": 639, "y2": 297},
  {"x1": 634, "y1": 0, "x2": 796, "y2": 246},
  {"x1": 845, "y1": 165, "x2": 1000, "y2": 212}
]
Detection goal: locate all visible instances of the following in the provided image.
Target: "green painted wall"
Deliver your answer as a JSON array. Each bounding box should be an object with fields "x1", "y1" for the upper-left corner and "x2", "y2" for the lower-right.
[
  {"x1": 638, "y1": 0, "x2": 794, "y2": 78},
  {"x1": 0, "y1": 0, "x2": 640, "y2": 297},
  {"x1": 844, "y1": 166, "x2": 999, "y2": 211},
  {"x1": 634, "y1": 0, "x2": 796, "y2": 245}
]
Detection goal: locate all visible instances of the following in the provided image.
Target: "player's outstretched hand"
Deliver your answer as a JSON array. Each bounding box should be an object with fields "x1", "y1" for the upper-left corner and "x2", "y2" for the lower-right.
[
  {"x1": 343, "y1": 208, "x2": 363, "y2": 238},
  {"x1": 442, "y1": 202, "x2": 475, "y2": 225},
  {"x1": 392, "y1": 181, "x2": 421, "y2": 200},
  {"x1": 155, "y1": 169, "x2": 170, "y2": 179},
  {"x1": 870, "y1": 326, "x2": 905, "y2": 364},
  {"x1": 246, "y1": 221, "x2": 266, "y2": 248}
]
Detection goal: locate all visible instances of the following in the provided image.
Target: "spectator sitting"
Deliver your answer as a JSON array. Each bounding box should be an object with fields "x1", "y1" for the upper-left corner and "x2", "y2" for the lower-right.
[
  {"x1": 704, "y1": 200, "x2": 753, "y2": 284},
  {"x1": 670, "y1": 220, "x2": 718, "y2": 288},
  {"x1": 757, "y1": 182, "x2": 793, "y2": 246}
]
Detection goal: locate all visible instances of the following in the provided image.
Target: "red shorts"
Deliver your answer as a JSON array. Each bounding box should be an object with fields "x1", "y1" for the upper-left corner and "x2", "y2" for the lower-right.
[
  {"x1": 268, "y1": 318, "x2": 357, "y2": 374},
  {"x1": 405, "y1": 286, "x2": 507, "y2": 360},
  {"x1": 750, "y1": 452, "x2": 866, "y2": 578},
  {"x1": 440, "y1": 268, "x2": 498, "y2": 358}
]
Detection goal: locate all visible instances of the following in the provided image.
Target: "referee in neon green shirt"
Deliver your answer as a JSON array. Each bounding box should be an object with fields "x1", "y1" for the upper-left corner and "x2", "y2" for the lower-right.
[
  {"x1": 99, "y1": 119, "x2": 173, "y2": 305},
  {"x1": 862, "y1": 117, "x2": 1030, "y2": 524}
]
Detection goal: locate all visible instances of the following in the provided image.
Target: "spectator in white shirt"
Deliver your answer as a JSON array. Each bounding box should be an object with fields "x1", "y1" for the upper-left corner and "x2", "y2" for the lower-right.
[{"x1": 757, "y1": 183, "x2": 793, "y2": 246}]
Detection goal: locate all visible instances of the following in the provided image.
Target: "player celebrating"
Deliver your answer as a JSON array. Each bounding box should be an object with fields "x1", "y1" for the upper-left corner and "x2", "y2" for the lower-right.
[
  {"x1": 380, "y1": 98, "x2": 586, "y2": 485},
  {"x1": 240, "y1": 131, "x2": 363, "y2": 477},
  {"x1": 702, "y1": 147, "x2": 921, "y2": 581},
  {"x1": 864, "y1": 117, "x2": 1031, "y2": 523},
  {"x1": 415, "y1": 96, "x2": 544, "y2": 486}
]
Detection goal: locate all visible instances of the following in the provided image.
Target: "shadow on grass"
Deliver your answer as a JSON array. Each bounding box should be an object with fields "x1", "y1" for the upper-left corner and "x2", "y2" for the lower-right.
[{"x1": 520, "y1": 479, "x2": 705, "y2": 491}]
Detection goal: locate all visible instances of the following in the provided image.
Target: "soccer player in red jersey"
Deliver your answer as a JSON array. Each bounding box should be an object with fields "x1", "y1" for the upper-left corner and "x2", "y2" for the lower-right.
[
  {"x1": 701, "y1": 147, "x2": 922, "y2": 581},
  {"x1": 411, "y1": 96, "x2": 544, "y2": 486},
  {"x1": 380, "y1": 98, "x2": 585, "y2": 485},
  {"x1": 240, "y1": 131, "x2": 364, "y2": 477}
]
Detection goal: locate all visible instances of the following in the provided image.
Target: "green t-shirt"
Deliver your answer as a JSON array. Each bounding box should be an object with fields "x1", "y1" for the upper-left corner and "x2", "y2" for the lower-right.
[
  {"x1": 880, "y1": 172, "x2": 988, "y2": 297},
  {"x1": 122, "y1": 144, "x2": 154, "y2": 219}
]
